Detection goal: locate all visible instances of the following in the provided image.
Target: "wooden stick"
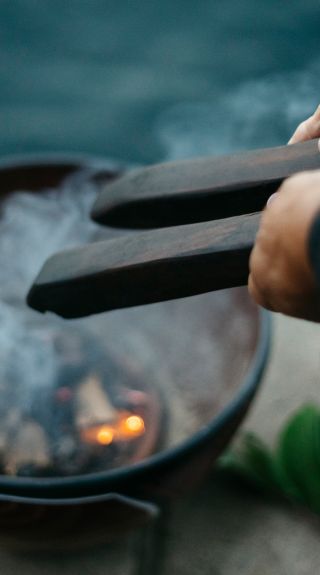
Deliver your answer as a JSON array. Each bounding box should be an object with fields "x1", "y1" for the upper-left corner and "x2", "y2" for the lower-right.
[
  {"x1": 5, "y1": 420, "x2": 50, "y2": 475},
  {"x1": 91, "y1": 139, "x2": 320, "y2": 228},
  {"x1": 27, "y1": 212, "x2": 259, "y2": 318},
  {"x1": 75, "y1": 374, "x2": 117, "y2": 429}
]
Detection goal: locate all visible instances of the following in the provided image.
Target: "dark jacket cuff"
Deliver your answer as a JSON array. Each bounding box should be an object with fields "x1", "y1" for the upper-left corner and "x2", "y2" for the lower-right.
[{"x1": 308, "y1": 211, "x2": 320, "y2": 287}]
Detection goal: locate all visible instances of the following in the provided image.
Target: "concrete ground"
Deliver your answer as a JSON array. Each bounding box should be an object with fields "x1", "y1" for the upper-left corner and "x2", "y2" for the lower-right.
[{"x1": 0, "y1": 313, "x2": 319, "y2": 573}]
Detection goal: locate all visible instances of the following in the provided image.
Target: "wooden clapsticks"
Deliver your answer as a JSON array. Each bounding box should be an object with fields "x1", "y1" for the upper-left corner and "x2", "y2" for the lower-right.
[{"x1": 27, "y1": 139, "x2": 320, "y2": 318}]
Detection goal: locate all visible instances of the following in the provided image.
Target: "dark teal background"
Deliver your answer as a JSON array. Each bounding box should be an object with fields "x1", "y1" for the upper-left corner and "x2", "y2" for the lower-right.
[{"x1": 1, "y1": 1, "x2": 319, "y2": 163}]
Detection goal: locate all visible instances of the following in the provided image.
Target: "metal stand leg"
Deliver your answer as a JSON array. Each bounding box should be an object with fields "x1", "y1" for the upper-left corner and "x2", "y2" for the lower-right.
[{"x1": 133, "y1": 505, "x2": 170, "y2": 575}]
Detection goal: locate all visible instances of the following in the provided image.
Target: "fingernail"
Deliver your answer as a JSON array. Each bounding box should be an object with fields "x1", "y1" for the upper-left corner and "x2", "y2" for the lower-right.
[{"x1": 267, "y1": 192, "x2": 279, "y2": 207}]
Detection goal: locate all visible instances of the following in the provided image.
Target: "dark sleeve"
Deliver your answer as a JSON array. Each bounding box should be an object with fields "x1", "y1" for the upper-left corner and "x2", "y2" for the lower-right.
[{"x1": 308, "y1": 211, "x2": 320, "y2": 287}]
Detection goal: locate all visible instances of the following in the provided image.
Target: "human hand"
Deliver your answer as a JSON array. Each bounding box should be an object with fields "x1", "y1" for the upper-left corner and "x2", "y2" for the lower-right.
[
  {"x1": 248, "y1": 105, "x2": 320, "y2": 321},
  {"x1": 288, "y1": 104, "x2": 320, "y2": 144},
  {"x1": 248, "y1": 171, "x2": 320, "y2": 321}
]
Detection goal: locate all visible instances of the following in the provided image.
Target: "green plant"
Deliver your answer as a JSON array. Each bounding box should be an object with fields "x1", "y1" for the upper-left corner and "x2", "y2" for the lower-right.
[{"x1": 218, "y1": 404, "x2": 320, "y2": 514}]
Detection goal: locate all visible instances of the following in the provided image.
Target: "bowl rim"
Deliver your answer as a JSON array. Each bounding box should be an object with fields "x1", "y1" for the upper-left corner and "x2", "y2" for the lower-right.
[{"x1": 0, "y1": 153, "x2": 272, "y2": 496}]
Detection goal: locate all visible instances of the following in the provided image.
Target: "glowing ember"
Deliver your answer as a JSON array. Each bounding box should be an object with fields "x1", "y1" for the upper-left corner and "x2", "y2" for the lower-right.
[
  {"x1": 80, "y1": 411, "x2": 146, "y2": 446},
  {"x1": 123, "y1": 415, "x2": 145, "y2": 435},
  {"x1": 96, "y1": 426, "x2": 114, "y2": 445},
  {"x1": 118, "y1": 414, "x2": 145, "y2": 439}
]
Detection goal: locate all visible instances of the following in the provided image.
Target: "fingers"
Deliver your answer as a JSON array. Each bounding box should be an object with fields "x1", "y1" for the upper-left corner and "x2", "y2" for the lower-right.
[
  {"x1": 248, "y1": 108, "x2": 320, "y2": 320},
  {"x1": 248, "y1": 272, "x2": 275, "y2": 312},
  {"x1": 248, "y1": 170, "x2": 320, "y2": 318},
  {"x1": 266, "y1": 191, "x2": 280, "y2": 207},
  {"x1": 288, "y1": 104, "x2": 320, "y2": 144},
  {"x1": 248, "y1": 212, "x2": 277, "y2": 312}
]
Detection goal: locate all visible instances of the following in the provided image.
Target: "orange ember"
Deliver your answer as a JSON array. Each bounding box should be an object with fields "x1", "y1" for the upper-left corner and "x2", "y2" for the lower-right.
[
  {"x1": 96, "y1": 426, "x2": 114, "y2": 445},
  {"x1": 119, "y1": 414, "x2": 145, "y2": 438},
  {"x1": 80, "y1": 411, "x2": 145, "y2": 446}
]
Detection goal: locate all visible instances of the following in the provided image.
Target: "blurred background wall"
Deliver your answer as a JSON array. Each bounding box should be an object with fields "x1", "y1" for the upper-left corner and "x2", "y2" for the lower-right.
[{"x1": 0, "y1": 0, "x2": 319, "y2": 164}]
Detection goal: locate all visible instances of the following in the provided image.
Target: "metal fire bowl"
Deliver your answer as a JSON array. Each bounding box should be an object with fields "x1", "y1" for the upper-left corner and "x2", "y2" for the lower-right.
[{"x1": 0, "y1": 155, "x2": 271, "y2": 549}]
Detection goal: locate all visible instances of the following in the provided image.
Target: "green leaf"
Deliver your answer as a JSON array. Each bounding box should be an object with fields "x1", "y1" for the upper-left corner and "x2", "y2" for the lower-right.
[
  {"x1": 218, "y1": 404, "x2": 320, "y2": 516},
  {"x1": 274, "y1": 404, "x2": 320, "y2": 512},
  {"x1": 219, "y1": 432, "x2": 281, "y2": 495}
]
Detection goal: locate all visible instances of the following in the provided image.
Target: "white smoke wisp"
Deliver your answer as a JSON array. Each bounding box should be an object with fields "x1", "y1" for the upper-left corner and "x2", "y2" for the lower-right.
[
  {"x1": 0, "y1": 179, "x2": 98, "y2": 408},
  {"x1": 155, "y1": 58, "x2": 320, "y2": 160}
]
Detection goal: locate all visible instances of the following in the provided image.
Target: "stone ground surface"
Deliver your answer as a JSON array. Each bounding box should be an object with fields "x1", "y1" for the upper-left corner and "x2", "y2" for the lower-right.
[{"x1": 0, "y1": 313, "x2": 319, "y2": 574}]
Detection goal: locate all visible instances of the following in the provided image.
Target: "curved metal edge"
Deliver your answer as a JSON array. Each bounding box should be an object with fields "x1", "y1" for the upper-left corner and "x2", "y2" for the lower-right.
[
  {"x1": 0, "y1": 153, "x2": 122, "y2": 198},
  {"x1": 0, "y1": 154, "x2": 272, "y2": 498},
  {"x1": 0, "y1": 491, "x2": 159, "y2": 518},
  {"x1": 0, "y1": 308, "x2": 272, "y2": 498},
  {"x1": 0, "y1": 152, "x2": 122, "y2": 171}
]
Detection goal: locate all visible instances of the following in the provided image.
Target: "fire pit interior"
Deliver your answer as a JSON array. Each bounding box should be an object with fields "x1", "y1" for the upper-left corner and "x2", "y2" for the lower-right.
[
  {"x1": 0, "y1": 162, "x2": 260, "y2": 481},
  {"x1": 0, "y1": 326, "x2": 164, "y2": 478}
]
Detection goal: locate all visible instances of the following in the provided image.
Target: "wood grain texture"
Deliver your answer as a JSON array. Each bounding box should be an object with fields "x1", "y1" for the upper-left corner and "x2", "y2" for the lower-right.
[
  {"x1": 91, "y1": 139, "x2": 320, "y2": 228},
  {"x1": 27, "y1": 213, "x2": 259, "y2": 318}
]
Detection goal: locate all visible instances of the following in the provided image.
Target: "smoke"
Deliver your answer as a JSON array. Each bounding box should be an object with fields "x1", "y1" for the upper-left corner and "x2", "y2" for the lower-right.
[
  {"x1": 155, "y1": 58, "x2": 320, "y2": 159},
  {"x1": 0, "y1": 179, "x2": 98, "y2": 409}
]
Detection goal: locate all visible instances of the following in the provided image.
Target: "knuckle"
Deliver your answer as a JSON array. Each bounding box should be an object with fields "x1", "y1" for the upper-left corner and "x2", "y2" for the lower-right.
[
  {"x1": 248, "y1": 274, "x2": 275, "y2": 311},
  {"x1": 282, "y1": 171, "x2": 310, "y2": 192},
  {"x1": 312, "y1": 104, "x2": 320, "y2": 123},
  {"x1": 296, "y1": 120, "x2": 308, "y2": 136}
]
